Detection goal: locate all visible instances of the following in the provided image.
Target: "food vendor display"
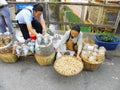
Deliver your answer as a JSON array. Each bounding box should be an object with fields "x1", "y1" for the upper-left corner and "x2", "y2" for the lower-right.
[{"x1": 0, "y1": 30, "x2": 107, "y2": 76}]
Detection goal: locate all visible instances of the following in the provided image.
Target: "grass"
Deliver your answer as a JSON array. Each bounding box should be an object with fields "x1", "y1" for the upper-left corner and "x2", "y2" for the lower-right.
[
  {"x1": 65, "y1": 7, "x2": 91, "y2": 32},
  {"x1": 65, "y1": 10, "x2": 80, "y2": 23}
]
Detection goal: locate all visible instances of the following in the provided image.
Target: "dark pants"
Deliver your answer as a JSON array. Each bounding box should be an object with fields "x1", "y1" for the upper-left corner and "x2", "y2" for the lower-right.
[{"x1": 18, "y1": 18, "x2": 42, "y2": 40}]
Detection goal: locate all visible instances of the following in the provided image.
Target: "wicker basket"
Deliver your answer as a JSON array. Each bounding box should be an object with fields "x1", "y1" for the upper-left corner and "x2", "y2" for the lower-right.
[
  {"x1": 0, "y1": 45, "x2": 18, "y2": 63},
  {"x1": 54, "y1": 55, "x2": 83, "y2": 76},
  {"x1": 0, "y1": 53, "x2": 18, "y2": 63},
  {"x1": 82, "y1": 58, "x2": 104, "y2": 71},
  {"x1": 34, "y1": 51, "x2": 55, "y2": 66},
  {"x1": 0, "y1": 34, "x2": 18, "y2": 63}
]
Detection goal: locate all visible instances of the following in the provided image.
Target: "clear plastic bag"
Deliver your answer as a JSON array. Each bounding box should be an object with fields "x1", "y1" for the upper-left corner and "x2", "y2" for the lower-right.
[
  {"x1": 22, "y1": 44, "x2": 29, "y2": 56},
  {"x1": 3, "y1": 31, "x2": 13, "y2": 45},
  {"x1": 88, "y1": 56, "x2": 96, "y2": 62}
]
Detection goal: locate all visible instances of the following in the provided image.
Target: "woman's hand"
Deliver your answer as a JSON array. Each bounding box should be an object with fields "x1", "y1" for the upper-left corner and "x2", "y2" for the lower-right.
[
  {"x1": 61, "y1": 52, "x2": 65, "y2": 56},
  {"x1": 76, "y1": 54, "x2": 81, "y2": 60},
  {"x1": 76, "y1": 51, "x2": 81, "y2": 60}
]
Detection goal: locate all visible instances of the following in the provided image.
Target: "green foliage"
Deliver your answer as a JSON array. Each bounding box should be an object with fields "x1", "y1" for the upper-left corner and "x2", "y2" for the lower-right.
[
  {"x1": 65, "y1": 7, "x2": 91, "y2": 32},
  {"x1": 96, "y1": 34, "x2": 119, "y2": 42},
  {"x1": 101, "y1": 35, "x2": 116, "y2": 42},
  {"x1": 66, "y1": 7, "x2": 80, "y2": 23},
  {"x1": 47, "y1": 28, "x2": 54, "y2": 36},
  {"x1": 80, "y1": 26, "x2": 91, "y2": 32}
]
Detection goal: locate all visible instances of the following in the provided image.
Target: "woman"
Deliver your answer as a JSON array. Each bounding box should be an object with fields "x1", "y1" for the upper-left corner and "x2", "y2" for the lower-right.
[
  {"x1": 55, "y1": 24, "x2": 83, "y2": 59},
  {"x1": 16, "y1": 3, "x2": 46, "y2": 40}
]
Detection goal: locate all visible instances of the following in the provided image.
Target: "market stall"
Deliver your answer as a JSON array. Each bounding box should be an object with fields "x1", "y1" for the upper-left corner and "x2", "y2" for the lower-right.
[{"x1": 0, "y1": 29, "x2": 107, "y2": 77}]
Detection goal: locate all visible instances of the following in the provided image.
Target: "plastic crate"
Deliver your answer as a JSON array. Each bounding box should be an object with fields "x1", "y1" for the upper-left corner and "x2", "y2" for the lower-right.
[
  {"x1": 94, "y1": 35, "x2": 120, "y2": 50},
  {"x1": 16, "y1": 4, "x2": 33, "y2": 10}
]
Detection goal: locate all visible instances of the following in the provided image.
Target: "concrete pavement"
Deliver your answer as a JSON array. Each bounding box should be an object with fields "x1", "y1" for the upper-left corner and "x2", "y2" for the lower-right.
[
  {"x1": 0, "y1": 28, "x2": 120, "y2": 90},
  {"x1": 0, "y1": 50, "x2": 120, "y2": 90}
]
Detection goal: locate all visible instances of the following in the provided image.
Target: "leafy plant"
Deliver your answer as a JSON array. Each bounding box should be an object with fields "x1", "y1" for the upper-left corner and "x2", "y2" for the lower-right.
[
  {"x1": 96, "y1": 34, "x2": 118, "y2": 42},
  {"x1": 101, "y1": 35, "x2": 116, "y2": 42}
]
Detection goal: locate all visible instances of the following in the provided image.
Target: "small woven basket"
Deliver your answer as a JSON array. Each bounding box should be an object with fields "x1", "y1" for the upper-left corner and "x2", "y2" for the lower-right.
[
  {"x1": 34, "y1": 51, "x2": 55, "y2": 66},
  {"x1": 82, "y1": 58, "x2": 104, "y2": 71},
  {"x1": 54, "y1": 55, "x2": 83, "y2": 76}
]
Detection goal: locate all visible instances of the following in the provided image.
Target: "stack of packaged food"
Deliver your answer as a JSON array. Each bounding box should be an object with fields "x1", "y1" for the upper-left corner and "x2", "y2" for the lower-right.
[
  {"x1": 81, "y1": 43, "x2": 106, "y2": 63},
  {"x1": 13, "y1": 39, "x2": 35, "y2": 57}
]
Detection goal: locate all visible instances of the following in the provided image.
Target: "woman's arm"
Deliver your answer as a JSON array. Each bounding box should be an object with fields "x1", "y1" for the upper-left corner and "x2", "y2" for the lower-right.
[
  {"x1": 55, "y1": 30, "x2": 70, "y2": 50},
  {"x1": 40, "y1": 18, "x2": 46, "y2": 32},
  {"x1": 26, "y1": 23, "x2": 38, "y2": 36}
]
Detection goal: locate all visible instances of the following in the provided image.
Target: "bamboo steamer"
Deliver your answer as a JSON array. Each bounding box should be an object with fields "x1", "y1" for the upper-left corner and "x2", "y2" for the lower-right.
[
  {"x1": 0, "y1": 53, "x2": 18, "y2": 63},
  {"x1": 34, "y1": 51, "x2": 55, "y2": 66}
]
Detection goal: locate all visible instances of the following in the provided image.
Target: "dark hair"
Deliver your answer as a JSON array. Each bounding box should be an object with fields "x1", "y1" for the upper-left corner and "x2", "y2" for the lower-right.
[
  {"x1": 33, "y1": 3, "x2": 43, "y2": 12},
  {"x1": 71, "y1": 24, "x2": 80, "y2": 33}
]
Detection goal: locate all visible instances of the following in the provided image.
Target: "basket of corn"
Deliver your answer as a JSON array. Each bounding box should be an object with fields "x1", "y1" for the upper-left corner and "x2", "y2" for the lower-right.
[
  {"x1": 54, "y1": 55, "x2": 83, "y2": 76},
  {"x1": 0, "y1": 32, "x2": 18, "y2": 63}
]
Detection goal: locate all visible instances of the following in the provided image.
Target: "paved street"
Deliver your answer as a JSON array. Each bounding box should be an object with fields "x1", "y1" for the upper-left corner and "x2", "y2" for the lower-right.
[{"x1": 0, "y1": 47, "x2": 120, "y2": 90}]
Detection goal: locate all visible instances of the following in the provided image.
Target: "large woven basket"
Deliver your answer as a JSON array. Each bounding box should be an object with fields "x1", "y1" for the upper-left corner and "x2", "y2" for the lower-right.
[
  {"x1": 34, "y1": 51, "x2": 55, "y2": 66},
  {"x1": 54, "y1": 55, "x2": 83, "y2": 76},
  {"x1": 82, "y1": 58, "x2": 104, "y2": 71},
  {"x1": 0, "y1": 53, "x2": 18, "y2": 63},
  {"x1": 0, "y1": 34, "x2": 18, "y2": 63}
]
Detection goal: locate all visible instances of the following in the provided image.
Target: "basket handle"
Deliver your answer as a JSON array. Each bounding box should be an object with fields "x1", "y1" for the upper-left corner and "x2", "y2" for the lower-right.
[{"x1": 0, "y1": 33, "x2": 15, "y2": 50}]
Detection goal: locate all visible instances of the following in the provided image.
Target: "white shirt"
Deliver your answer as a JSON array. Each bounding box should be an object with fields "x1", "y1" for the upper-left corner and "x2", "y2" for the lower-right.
[
  {"x1": 55, "y1": 30, "x2": 83, "y2": 53},
  {"x1": 15, "y1": 6, "x2": 43, "y2": 24},
  {"x1": 0, "y1": 0, "x2": 8, "y2": 6}
]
